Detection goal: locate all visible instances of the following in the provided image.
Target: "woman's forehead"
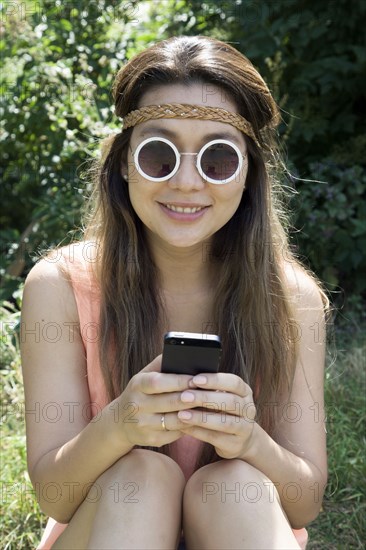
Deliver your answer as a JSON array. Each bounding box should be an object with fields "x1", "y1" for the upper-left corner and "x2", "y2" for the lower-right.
[{"x1": 138, "y1": 82, "x2": 239, "y2": 113}]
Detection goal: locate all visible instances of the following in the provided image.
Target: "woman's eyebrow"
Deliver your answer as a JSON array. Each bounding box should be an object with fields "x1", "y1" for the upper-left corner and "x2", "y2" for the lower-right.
[
  {"x1": 139, "y1": 126, "x2": 174, "y2": 139},
  {"x1": 139, "y1": 126, "x2": 243, "y2": 146}
]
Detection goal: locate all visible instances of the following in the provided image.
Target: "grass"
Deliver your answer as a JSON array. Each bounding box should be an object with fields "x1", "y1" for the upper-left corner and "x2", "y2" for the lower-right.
[
  {"x1": 1, "y1": 342, "x2": 47, "y2": 549},
  {"x1": 307, "y1": 333, "x2": 366, "y2": 549},
  {"x1": 1, "y1": 302, "x2": 365, "y2": 549}
]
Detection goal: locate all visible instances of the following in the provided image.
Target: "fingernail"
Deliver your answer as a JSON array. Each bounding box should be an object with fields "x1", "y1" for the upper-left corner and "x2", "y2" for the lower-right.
[
  {"x1": 192, "y1": 375, "x2": 207, "y2": 385},
  {"x1": 178, "y1": 410, "x2": 192, "y2": 420},
  {"x1": 181, "y1": 391, "x2": 195, "y2": 403}
]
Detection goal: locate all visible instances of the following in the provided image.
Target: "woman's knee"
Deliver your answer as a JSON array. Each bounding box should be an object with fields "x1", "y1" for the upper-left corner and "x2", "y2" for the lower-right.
[
  {"x1": 184, "y1": 459, "x2": 280, "y2": 515},
  {"x1": 94, "y1": 448, "x2": 185, "y2": 496}
]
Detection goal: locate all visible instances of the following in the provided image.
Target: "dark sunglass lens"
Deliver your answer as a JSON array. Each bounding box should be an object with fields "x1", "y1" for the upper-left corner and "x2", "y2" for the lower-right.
[
  {"x1": 201, "y1": 143, "x2": 239, "y2": 181},
  {"x1": 138, "y1": 141, "x2": 176, "y2": 178}
]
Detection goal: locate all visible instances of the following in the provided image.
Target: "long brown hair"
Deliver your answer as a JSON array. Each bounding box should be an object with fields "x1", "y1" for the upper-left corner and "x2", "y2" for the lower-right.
[{"x1": 84, "y1": 36, "x2": 326, "y2": 465}]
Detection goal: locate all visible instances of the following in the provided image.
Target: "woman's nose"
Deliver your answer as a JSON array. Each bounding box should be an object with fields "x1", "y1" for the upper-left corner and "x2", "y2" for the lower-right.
[{"x1": 167, "y1": 154, "x2": 205, "y2": 191}]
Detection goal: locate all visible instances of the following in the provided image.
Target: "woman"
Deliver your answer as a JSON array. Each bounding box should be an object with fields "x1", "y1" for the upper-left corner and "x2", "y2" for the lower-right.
[{"x1": 21, "y1": 35, "x2": 328, "y2": 549}]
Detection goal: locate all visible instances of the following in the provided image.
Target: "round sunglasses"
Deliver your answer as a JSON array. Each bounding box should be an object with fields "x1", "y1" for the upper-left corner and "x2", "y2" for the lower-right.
[{"x1": 132, "y1": 137, "x2": 246, "y2": 184}]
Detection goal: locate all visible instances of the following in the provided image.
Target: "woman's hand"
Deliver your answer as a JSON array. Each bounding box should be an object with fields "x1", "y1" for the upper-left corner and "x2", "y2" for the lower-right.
[
  {"x1": 176, "y1": 373, "x2": 257, "y2": 459},
  {"x1": 108, "y1": 354, "x2": 196, "y2": 449}
]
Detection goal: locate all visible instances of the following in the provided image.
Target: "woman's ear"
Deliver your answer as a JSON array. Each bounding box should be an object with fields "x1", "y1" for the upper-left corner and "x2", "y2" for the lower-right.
[{"x1": 121, "y1": 160, "x2": 129, "y2": 181}]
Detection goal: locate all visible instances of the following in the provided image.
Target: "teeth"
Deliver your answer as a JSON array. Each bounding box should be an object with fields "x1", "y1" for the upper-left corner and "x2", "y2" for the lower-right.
[{"x1": 165, "y1": 204, "x2": 204, "y2": 214}]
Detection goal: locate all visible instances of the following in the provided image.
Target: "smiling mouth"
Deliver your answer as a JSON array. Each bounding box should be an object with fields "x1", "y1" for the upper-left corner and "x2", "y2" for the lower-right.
[{"x1": 162, "y1": 203, "x2": 207, "y2": 214}]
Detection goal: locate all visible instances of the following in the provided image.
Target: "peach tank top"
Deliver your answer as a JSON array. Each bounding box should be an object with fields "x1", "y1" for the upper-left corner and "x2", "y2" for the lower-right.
[{"x1": 37, "y1": 243, "x2": 307, "y2": 549}]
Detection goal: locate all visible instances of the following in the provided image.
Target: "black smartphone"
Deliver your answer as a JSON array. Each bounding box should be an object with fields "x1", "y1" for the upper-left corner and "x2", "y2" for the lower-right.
[{"x1": 161, "y1": 332, "x2": 222, "y2": 375}]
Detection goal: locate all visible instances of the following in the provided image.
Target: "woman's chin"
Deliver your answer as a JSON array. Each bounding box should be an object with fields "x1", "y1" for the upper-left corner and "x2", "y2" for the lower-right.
[{"x1": 148, "y1": 229, "x2": 212, "y2": 253}]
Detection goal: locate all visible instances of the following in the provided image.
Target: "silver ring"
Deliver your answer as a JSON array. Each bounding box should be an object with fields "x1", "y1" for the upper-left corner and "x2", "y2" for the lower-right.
[{"x1": 161, "y1": 414, "x2": 167, "y2": 431}]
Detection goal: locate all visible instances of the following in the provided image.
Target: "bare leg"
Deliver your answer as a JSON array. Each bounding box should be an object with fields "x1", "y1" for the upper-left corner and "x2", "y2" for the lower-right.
[
  {"x1": 183, "y1": 459, "x2": 301, "y2": 550},
  {"x1": 52, "y1": 449, "x2": 185, "y2": 549}
]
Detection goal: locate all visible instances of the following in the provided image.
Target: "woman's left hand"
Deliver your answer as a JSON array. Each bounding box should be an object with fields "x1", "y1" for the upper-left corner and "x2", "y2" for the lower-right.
[{"x1": 177, "y1": 373, "x2": 257, "y2": 459}]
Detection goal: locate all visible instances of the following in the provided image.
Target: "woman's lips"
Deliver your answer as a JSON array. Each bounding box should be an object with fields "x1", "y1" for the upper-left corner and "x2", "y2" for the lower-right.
[{"x1": 158, "y1": 202, "x2": 210, "y2": 221}]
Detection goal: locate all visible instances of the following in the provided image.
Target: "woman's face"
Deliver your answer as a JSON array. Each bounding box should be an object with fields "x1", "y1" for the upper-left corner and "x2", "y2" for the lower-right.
[{"x1": 125, "y1": 82, "x2": 248, "y2": 251}]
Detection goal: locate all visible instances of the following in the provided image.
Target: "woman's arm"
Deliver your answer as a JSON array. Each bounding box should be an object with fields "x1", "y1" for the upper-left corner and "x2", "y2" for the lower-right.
[
  {"x1": 178, "y1": 268, "x2": 327, "y2": 528},
  {"x1": 21, "y1": 259, "x2": 134, "y2": 523}
]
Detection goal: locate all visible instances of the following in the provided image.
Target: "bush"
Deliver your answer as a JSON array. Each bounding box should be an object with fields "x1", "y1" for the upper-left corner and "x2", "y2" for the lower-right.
[
  {"x1": 0, "y1": 0, "x2": 139, "y2": 295},
  {"x1": 290, "y1": 162, "x2": 366, "y2": 297}
]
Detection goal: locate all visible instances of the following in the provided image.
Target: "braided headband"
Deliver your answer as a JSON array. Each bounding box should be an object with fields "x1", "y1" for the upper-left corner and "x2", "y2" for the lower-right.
[{"x1": 122, "y1": 103, "x2": 259, "y2": 145}]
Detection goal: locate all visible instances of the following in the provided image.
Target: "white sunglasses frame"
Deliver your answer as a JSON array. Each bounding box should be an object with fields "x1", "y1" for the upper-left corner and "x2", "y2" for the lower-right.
[{"x1": 132, "y1": 136, "x2": 246, "y2": 185}]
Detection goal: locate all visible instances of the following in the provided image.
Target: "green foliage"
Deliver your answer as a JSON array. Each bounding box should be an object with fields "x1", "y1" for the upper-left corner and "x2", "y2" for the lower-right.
[
  {"x1": 1, "y1": 290, "x2": 44, "y2": 549},
  {"x1": 310, "y1": 340, "x2": 366, "y2": 549},
  {"x1": 1, "y1": 293, "x2": 48, "y2": 548},
  {"x1": 157, "y1": 0, "x2": 365, "y2": 168},
  {"x1": 1, "y1": 0, "x2": 139, "y2": 286},
  {"x1": 290, "y1": 161, "x2": 366, "y2": 297},
  {"x1": 0, "y1": 290, "x2": 22, "y2": 369}
]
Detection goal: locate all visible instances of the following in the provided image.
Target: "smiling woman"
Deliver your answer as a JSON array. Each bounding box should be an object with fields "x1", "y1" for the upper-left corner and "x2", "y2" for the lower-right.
[
  {"x1": 125, "y1": 83, "x2": 248, "y2": 249},
  {"x1": 21, "y1": 36, "x2": 328, "y2": 550}
]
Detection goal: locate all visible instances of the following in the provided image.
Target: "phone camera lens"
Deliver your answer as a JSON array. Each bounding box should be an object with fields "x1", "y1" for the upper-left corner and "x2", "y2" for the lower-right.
[{"x1": 170, "y1": 339, "x2": 176, "y2": 345}]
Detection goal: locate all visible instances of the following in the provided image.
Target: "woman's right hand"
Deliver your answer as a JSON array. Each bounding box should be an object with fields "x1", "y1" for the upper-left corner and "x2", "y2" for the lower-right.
[{"x1": 107, "y1": 354, "x2": 195, "y2": 448}]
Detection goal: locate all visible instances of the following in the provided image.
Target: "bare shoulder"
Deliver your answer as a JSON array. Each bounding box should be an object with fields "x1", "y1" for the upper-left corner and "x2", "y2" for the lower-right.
[
  {"x1": 24, "y1": 253, "x2": 69, "y2": 294},
  {"x1": 23, "y1": 245, "x2": 80, "y2": 320},
  {"x1": 25, "y1": 253, "x2": 65, "y2": 285},
  {"x1": 283, "y1": 260, "x2": 326, "y2": 312},
  {"x1": 25, "y1": 241, "x2": 94, "y2": 280},
  {"x1": 25, "y1": 240, "x2": 96, "y2": 282}
]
